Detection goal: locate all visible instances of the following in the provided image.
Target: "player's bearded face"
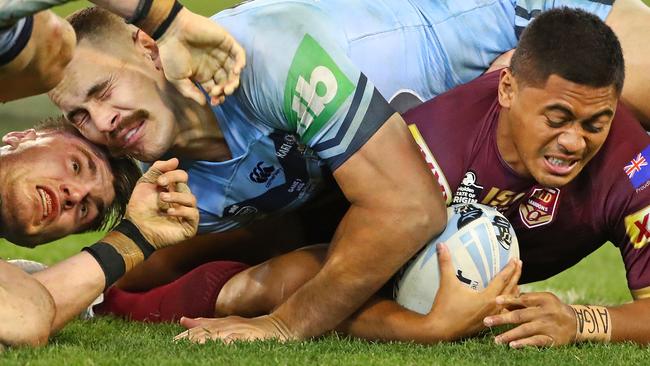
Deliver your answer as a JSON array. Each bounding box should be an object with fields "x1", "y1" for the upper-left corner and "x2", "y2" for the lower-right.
[
  {"x1": 499, "y1": 72, "x2": 617, "y2": 188},
  {"x1": 0, "y1": 132, "x2": 115, "y2": 247},
  {"x1": 50, "y1": 44, "x2": 178, "y2": 162}
]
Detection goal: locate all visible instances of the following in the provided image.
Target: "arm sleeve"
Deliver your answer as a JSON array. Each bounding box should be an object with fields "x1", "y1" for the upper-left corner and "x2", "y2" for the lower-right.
[
  {"x1": 513, "y1": 0, "x2": 613, "y2": 38},
  {"x1": 232, "y1": 3, "x2": 395, "y2": 171},
  {"x1": 0, "y1": 16, "x2": 32, "y2": 66},
  {"x1": 612, "y1": 144, "x2": 650, "y2": 299}
]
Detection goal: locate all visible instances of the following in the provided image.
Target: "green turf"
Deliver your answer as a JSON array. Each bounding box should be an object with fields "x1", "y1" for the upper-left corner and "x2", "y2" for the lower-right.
[{"x1": 2, "y1": 0, "x2": 650, "y2": 364}]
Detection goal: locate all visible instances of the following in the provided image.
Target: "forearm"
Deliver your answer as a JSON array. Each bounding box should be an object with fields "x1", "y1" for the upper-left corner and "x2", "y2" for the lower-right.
[
  {"x1": 338, "y1": 297, "x2": 448, "y2": 343},
  {"x1": 0, "y1": 11, "x2": 75, "y2": 101},
  {"x1": 593, "y1": 299, "x2": 650, "y2": 344},
  {"x1": 32, "y1": 252, "x2": 105, "y2": 333},
  {"x1": 89, "y1": 0, "x2": 141, "y2": 19},
  {"x1": 272, "y1": 201, "x2": 437, "y2": 338}
]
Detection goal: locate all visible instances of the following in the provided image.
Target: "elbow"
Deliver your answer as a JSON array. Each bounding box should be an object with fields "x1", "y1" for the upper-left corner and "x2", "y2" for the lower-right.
[
  {"x1": 400, "y1": 190, "x2": 447, "y2": 248},
  {"x1": 0, "y1": 288, "x2": 55, "y2": 348}
]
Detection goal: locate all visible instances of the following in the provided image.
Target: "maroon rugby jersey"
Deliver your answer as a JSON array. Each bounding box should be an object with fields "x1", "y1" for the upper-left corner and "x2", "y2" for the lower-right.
[{"x1": 404, "y1": 71, "x2": 650, "y2": 298}]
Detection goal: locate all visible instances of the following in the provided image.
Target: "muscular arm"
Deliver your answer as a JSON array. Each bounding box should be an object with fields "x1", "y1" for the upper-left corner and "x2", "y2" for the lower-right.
[
  {"x1": 271, "y1": 114, "x2": 447, "y2": 338},
  {"x1": 608, "y1": 298, "x2": 650, "y2": 343}
]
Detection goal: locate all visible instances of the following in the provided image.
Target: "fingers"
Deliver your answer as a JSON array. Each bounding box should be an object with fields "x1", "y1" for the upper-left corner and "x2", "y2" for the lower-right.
[
  {"x1": 502, "y1": 260, "x2": 522, "y2": 297},
  {"x1": 436, "y1": 243, "x2": 457, "y2": 287},
  {"x1": 156, "y1": 169, "x2": 189, "y2": 187},
  {"x1": 507, "y1": 334, "x2": 555, "y2": 349},
  {"x1": 139, "y1": 158, "x2": 180, "y2": 184},
  {"x1": 484, "y1": 306, "x2": 542, "y2": 328},
  {"x1": 483, "y1": 259, "x2": 517, "y2": 296},
  {"x1": 160, "y1": 190, "x2": 196, "y2": 208},
  {"x1": 494, "y1": 321, "x2": 552, "y2": 347},
  {"x1": 180, "y1": 316, "x2": 203, "y2": 329},
  {"x1": 171, "y1": 78, "x2": 207, "y2": 106}
]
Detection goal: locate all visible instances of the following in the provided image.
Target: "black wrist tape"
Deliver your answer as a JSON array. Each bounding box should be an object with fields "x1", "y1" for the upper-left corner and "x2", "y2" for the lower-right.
[
  {"x1": 126, "y1": 0, "x2": 153, "y2": 25},
  {"x1": 82, "y1": 219, "x2": 154, "y2": 289},
  {"x1": 0, "y1": 16, "x2": 33, "y2": 66},
  {"x1": 152, "y1": 1, "x2": 184, "y2": 40},
  {"x1": 83, "y1": 242, "x2": 126, "y2": 289},
  {"x1": 114, "y1": 219, "x2": 155, "y2": 258}
]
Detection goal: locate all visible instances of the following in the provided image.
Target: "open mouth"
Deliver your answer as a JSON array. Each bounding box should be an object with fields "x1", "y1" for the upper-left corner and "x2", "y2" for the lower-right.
[
  {"x1": 36, "y1": 186, "x2": 58, "y2": 222},
  {"x1": 544, "y1": 156, "x2": 579, "y2": 176},
  {"x1": 117, "y1": 120, "x2": 145, "y2": 148}
]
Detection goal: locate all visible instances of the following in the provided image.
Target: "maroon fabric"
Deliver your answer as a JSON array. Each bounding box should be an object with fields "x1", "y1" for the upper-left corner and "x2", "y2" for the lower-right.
[
  {"x1": 95, "y1": 261, "x2": 249, "y2": 322},
  {"x1": 404, "y1": 71, "x2": 650, "y2": 290}
]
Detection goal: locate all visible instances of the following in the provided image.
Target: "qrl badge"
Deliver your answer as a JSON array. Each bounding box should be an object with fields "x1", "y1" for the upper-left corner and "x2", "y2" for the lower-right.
[
  {"x1": 625, "y1": 206, "x2": 650, "y2": 249},
  {"x1": 519, "y1": 187, "x2": 560, "y2": 228}
]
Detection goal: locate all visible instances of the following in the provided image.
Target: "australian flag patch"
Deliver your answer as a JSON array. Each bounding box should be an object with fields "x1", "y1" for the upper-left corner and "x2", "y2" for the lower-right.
[{"x1": 625, "y1": 145, "x2": 650, "y2": 189}]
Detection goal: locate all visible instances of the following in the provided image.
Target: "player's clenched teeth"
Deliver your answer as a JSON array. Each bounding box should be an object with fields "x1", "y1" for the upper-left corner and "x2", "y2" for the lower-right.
[
  {"x1": 544, "y1": 155, "x2": 578, "y2": 175},
  {"x1": 37, "y1": 186, "x2": 54, "y2": 220}
]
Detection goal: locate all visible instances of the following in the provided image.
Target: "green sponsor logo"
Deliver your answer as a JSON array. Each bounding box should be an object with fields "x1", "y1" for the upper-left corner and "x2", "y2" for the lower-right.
[{"x1": 284, "y1": 34, "x2": 355, "y2": 143}]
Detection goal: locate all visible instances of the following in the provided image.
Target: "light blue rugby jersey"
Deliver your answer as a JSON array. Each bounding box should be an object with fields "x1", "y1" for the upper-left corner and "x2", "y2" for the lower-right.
[{"x1": 180, "y1": 0, "x2": 613, "y2": 233}]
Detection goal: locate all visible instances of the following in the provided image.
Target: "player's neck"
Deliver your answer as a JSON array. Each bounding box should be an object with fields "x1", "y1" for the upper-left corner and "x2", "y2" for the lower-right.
[
  {"x1": 496, "y1": 110, "x2": 529, "y2": 177},
  {"x1": 167, "y1": 91, "x2": 232, "y2": 162}
]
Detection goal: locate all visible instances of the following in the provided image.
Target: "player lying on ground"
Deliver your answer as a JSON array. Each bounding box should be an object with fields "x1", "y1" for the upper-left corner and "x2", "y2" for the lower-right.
[
  {"x1": 0, "y1": 118, "x2": 141, "y2": 246},
  {"x1": 0, "y1": 0, "x2": 244, "y2": 103},
  {"x1": 98, "y1": 8, "x2": 650, "y2": 347},
  {"x1": 0, "y1": 153, "x2": 199, "y2": 348},
  {"x1": 48, "y1": 0, "x2": 650, "y2": 342}
]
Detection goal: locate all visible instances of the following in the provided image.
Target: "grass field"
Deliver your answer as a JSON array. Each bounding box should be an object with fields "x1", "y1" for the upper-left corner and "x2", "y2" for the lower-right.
[{"x1": 2, "y1": 0, "x2": 650, "y2": 364}]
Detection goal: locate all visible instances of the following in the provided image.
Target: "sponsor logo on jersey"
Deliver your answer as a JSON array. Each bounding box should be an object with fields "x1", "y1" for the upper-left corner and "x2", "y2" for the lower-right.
[
  {"x1": 226, "y1": 205, "x2": 258, "y2": 216},
  {"x1": 407, "y1": 124, "x2": 452, "y2": 204},
  {"x1": 625, "y1": 205, "x2": 650, "y2": 249},
  {"x1": 625, "y1": 145, "x2": 650, "y2": 189},
  {"x1": 249, "y1": 161, "x2": 276, "y2": 183},
  {"x1": 284, "y1": 35, "x2": 354, "y2": 144},
  {"x1": 519, "y1": 187, "x2": 560, "y2": 228},
  {"x1": 453, "y1": 171, "x2": 483, "y2": 205},
  {"x1": 276, "y1": 134, "x2": 298, "y2": 159},
  {"x1": 481, "y1": 187, "x2": 526, "y2": 212}
]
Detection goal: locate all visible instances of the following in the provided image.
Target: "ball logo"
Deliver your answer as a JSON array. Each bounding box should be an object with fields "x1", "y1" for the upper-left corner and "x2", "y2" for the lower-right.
[{"x1": 519, "y1": 187, "x2": 560, "y2": 228}]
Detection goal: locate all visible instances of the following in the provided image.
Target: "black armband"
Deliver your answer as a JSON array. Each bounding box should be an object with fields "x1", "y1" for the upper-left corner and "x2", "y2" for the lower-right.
[
  {"x1": 151, "y1": 1, "x2": 184, "y2": 40},
  {"x1": 125, "y1": 0, "x2": 153, "y2": 25},
  {"x1": 113, "y1": 219, "x2": 155, "y2": 258},
  {"x1": 82, "y1": 219, "x2": 154, "y2": 289},
  {"x1": 0, "y1": 16, "x2": 33, "y2": 66}
]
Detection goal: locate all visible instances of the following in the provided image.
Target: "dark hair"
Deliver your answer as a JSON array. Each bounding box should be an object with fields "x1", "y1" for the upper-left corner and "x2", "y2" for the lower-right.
[
  {"x1": 510, "y1": 8, "x2": 625, "y2": 94},
  {"x1": 34, "y1": 117, "x2": 142, "y2": 232},
  {"x1": 67, "y1": 7, "x2": 134, "y2": 49}
]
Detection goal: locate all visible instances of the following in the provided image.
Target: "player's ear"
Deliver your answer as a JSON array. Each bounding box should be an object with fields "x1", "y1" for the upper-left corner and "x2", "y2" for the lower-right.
[
  {"x1": 2, "y1": 129, "x2": 37, "y2": 149},
  {"x1": 498, "y1": 68, "x2": 515, "y2": 109},
  {"x1": 133, "y1": 29, "x2": 162, "y2": 71}
]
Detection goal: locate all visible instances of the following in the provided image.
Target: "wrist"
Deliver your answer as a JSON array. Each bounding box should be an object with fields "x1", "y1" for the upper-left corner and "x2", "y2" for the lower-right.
[
  {"x1": 569, "y1": 305, "x2": 612, "y2": 343},
  {"x1": 82, "y1": 219, "x2": 155, "y2": 289},
  {"x1": 129, "y1": 0, "x2": 183, "y2": 40}
]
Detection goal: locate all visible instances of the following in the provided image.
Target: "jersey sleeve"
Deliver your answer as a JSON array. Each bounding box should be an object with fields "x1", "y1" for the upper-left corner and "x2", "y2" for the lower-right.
[
  {"x1": 513, "y1": 1, "x2": 613, "y2": 38},
  {"x1": 610, "y1": 143, "x2": 650, "y2": 299},
  {"x1": 0, "y1": 16, "x2": 32, "y2": 66},
  {"x1": 216, "y1": 2, "x2": 394, "y2": 171}
]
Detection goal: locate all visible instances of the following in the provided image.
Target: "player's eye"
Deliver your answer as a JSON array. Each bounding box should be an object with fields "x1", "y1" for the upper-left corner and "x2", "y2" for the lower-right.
[
  {"x1": 72, "y1": 160, "x2": 81, "y2": 174},
  {"x1": 583, "y1": 123, "x2": 604, "y2": 133},
  {"x1": 80, "y1": 202, "x2": 88, "y2": 218}
]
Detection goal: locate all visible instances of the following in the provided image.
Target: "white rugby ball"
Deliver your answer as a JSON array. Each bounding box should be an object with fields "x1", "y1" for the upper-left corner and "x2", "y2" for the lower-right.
[{"x1": 394, "y1": 203, "x2": 519, "y2": 315}]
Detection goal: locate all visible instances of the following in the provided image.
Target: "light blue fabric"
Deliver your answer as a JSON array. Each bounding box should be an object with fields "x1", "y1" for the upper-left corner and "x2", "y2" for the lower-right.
[{"x1": 184, "y1": 0, "x2": 613, "y2": 233}]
